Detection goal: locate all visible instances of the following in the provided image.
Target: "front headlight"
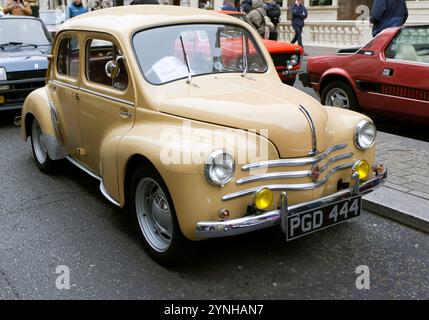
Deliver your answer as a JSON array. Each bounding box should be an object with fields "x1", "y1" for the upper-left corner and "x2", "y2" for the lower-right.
[
  {"x1": 204, "y1": 150, "x2": 235, "y2": 187},
  {"x1": 289, "y1": 54, "x2": 300, "y2": 66},
  {"x1": 354, "y1": 120, "x2": 377, "y2": 150},
  {"x1": 0, "y1": 67, "x2": 6, "y2": 81}
]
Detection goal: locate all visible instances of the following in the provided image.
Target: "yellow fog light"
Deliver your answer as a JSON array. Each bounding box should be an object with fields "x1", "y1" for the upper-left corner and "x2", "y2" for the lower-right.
[
  {"x1": 254, "y1": 188, "x2": 273, "y2": 211},
  {"x1": 353, "y1": 160, "x2": 370, "y2": 180}
]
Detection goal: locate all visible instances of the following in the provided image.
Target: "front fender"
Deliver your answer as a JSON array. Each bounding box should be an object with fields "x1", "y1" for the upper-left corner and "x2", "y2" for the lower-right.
[
  {"x1": 21, "y1": 87, "x2": 67, "y2": 160},
  {"x1": 21, "y1": 87, "x2": 54, "y2": 140},
  {"x1": 111, "y1": 110, "x2": 279, "y2": 240},
  {"x1": 320, "y1": 68, "x2": 356, "y2": 91}
]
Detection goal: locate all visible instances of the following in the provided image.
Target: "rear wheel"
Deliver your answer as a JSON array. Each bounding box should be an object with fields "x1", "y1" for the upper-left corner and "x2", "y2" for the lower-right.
[
  {"x1": 30, "y1": 118, "x2": 56, "y2": 173},
  {"x1": 130, "y1": 164, "x2": 193, "y2": 266},
  {"x1": 321, "y1": 81, "x2": 359, "y2": 111}
]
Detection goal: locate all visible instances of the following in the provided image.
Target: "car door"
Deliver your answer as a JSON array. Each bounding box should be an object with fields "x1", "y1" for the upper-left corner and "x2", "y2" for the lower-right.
[
  {"x1": 379, "y1": 26, "x2": 429, "y2": 121},
  {"x1": 48, "y1": 33, "x2": 83, "y2": 155},
  {"x1": 77, "y1": 34, "x2": 135, "y2": 175}
]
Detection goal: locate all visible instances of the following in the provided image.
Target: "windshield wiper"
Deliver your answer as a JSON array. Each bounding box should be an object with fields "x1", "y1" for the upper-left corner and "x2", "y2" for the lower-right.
[
  {"x1": 0, "y1": 42, "x2": 23, "y2": 49},
  {"x1": 179, "y1": 35, "x2": 193, "y2": 85},
  {"x1": 241, "y1": 33, "x2": 248, "y2": 78}
]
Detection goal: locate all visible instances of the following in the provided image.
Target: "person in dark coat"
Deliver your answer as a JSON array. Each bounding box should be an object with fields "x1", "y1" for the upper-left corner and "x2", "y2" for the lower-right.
[
  {"x1": 290, "y1": 0, "x2": 307, "y2": 49},
  {"x1": 264, "y1": 0, "x2": 281, "y2": 40},
  {"x1": 241, "y1": 0, "x2": 252, "y2": 14},
  {"x1": 221, "y1": 0, "x2": 238, "y2": 11},
  {"x1": 370, "y1": 0, "x2": 408, "y2": 37}
]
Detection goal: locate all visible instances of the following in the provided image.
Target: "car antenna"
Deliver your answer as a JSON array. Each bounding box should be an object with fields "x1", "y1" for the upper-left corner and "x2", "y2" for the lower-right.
[
  {"x1": 179, "y1": 35, "x2": 193, "y2": 85},
  {"x1": 241, "y1": 33, "x2": 248, "y2": 78}
]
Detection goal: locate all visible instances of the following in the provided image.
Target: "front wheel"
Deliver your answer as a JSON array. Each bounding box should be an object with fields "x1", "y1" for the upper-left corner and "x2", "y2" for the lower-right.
[
  {"x1": 30, "y1": 118, "x2": 56, "y2": 173},
  {"x1": 321, "y1": 81, "x2": 359, "y2": 111},
  {"x1": 130, "y1": 164, "x2": 193, "y2": 266}
]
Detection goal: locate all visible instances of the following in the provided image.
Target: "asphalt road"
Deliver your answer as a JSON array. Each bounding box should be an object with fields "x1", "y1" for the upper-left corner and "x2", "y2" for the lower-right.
[{"x1": 0, "y1": 111, "x2": 428, "y2": 300}]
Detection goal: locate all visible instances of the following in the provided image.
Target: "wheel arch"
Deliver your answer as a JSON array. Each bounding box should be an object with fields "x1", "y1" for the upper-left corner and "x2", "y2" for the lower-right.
[
  {"x1": 21, "y1": 87, "x2": 56, "y2": 141},
  {"x1": 319, "y1": 69, "x2": 356, "y2": 96}
]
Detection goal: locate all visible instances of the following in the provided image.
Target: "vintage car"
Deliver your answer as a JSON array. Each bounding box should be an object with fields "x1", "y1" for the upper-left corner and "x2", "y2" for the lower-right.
[
  {"x1": 0, "y1": 16, "x2": 52, "y2": 110},
  {"x1": 219, "y1": 10, "x2": 303, "y2": 85},
  {"x1": 300, "y1": 25, "x2": 429, "y2": 124},
  {"x1": 20, "y1": 6, "x2": 386, "y2": 265}
]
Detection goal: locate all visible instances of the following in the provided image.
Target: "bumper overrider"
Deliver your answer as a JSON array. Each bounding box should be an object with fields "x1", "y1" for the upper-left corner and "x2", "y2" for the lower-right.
[{"x1": 196, "y1": 165, "x2": 387, "y2": 239}]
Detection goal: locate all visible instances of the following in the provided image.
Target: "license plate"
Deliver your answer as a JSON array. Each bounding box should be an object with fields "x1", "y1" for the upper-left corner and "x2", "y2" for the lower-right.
[
  {"x1": 285, "y1": 196, "x2": 361, "y2": 241},
  {"x1": 0, "y1": 96, "x2": 4, "y2": 104}
]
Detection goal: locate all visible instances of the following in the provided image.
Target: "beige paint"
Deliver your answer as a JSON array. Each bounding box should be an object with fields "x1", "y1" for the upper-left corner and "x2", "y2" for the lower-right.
[{"x1": 21, "y1": 6, "x2": 377, "y2": 241}]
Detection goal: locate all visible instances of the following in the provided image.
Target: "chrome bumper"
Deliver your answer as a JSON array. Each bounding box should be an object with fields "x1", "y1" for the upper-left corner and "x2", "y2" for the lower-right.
[
  {"x1": 282, "y1": 69, "x2": 302, "y2": 77},
  {"x1": 195, "y1": 165, "x2": 387, "y2": 239}
]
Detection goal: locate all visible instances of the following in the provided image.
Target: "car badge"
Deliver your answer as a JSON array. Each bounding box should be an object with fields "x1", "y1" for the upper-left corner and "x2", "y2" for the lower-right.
[
  {"x1": 311, "y1": 165, "x2": 321, "y2": 182},
  {"x1": 34, "y1": 63, "x2": 39, "y2": 70}
]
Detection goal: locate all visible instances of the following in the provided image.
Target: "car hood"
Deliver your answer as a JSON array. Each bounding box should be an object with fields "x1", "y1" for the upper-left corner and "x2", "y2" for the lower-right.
[
  {"x1": 262, "y1": 40, "x2": 302, "y2": 55},
  {"x1": 158, "y1": 76, "x2": 329, "y2": 158},
  {"x1": 0, "y1": 47, "x2": 50, "y2": 72}
]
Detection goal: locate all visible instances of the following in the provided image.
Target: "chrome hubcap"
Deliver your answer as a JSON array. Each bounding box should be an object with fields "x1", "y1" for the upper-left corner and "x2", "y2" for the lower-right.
[
  {"x1": 32, "y1": 120, "x2": 48, "y2": 164},
  {"x1": 135, "y1": 178, "x2": 172, "y2": 252},
  {"x1": 325, "y1": 88, "x2": 350, "y2": 109}
]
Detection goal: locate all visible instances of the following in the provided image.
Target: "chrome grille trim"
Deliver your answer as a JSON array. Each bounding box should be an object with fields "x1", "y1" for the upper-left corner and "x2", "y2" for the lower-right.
[
  {"x1": 241, "y1": 143, "x2": 347, "y2": 171},
  {"x1": 236, "y1": 170, "x2": 311, "y2": 185},
  {"x1": 299, "y1": 105, "x2": 318, "y2": 156},
  {"x1": 223, "y1": 162, "x2": 354, "y2": 201},
  {"x1": 236, "y1": 152, "x2": 353, "y2": 185}
]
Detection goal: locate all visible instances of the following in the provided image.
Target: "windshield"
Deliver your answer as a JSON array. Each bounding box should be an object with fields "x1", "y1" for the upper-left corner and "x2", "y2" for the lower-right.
[
  {"x1": 0, "y1": 19, "x2": 50, "y2": 46},
  {"x1": 133, "y1": 24, "x2": 268, "y2": 85}
]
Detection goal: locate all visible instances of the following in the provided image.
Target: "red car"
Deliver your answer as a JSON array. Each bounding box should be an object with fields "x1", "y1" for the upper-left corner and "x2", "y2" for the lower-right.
[
  {"x1": 219, "y1": 10, "x2": 303, "y2": 85},
  {"x1": 301, "y1": 25, "x2": 429, "y2": 124}
]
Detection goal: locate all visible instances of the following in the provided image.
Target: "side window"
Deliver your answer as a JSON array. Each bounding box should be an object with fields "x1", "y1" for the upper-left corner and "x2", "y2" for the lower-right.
[
  {"x1": 86, "y1": 39, "x2": 128, "y2": 91},
  {"x1": 57, "y1": 37, "x2": 79, "y2": 78},
  {"x1": 386, "y1": 27, "x2": 429, "y2": 64}
]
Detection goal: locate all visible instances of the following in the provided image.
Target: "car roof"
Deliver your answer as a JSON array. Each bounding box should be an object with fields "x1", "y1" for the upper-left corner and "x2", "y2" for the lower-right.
[
  {"x1": 61, "y1": 5, "x2": 245, "y2": 36},
  {"x1": 217, "y1": 10, "x2": 245, "y2": 15}
]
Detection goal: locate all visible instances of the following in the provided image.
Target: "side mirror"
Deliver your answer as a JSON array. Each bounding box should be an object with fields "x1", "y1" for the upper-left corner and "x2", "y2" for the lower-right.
[{"x1": 105, "y1": 55, "x2": 124, "y2": 79}]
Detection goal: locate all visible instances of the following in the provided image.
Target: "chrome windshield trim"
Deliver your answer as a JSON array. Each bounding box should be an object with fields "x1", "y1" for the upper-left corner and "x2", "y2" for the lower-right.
[
  {"x1": 223, "y1": 162, "x2": 354, "y2": 201},
  {"x1": 299, "y1": 104, "x2": 318, "y2": 156},
  {"x1": 242, "y1": 143, "x2": 347, "y2": 171}
]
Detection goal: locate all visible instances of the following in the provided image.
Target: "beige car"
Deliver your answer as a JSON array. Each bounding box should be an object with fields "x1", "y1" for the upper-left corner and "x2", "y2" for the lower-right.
[{"x1": 20, "y1": 6, "x2": 386, "y2": 265}]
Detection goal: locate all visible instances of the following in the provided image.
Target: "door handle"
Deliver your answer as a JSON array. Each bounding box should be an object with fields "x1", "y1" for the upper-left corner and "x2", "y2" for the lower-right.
[
  {"x1": 51, "y1": 85, "x2": 56, "y2": 92},
  {"x1": 382, "y1": 68, "x2": 394, "y2": 76},
  {"x1": 119, "y1": 109, "x2": 133, "y2": 119},
  {"x1": 75, "y1": 92, "x2": 80, "y2": 101}
]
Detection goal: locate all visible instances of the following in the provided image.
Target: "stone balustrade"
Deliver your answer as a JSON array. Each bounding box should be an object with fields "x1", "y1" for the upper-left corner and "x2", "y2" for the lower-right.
[{"x1": 278, "y1": 21, "x2": 427, "y2": 48}]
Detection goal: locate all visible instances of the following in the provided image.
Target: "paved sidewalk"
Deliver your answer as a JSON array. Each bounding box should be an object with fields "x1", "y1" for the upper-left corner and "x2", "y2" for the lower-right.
[{"x1": 364, "y1": 132, "x2": 429, "y2": 234}]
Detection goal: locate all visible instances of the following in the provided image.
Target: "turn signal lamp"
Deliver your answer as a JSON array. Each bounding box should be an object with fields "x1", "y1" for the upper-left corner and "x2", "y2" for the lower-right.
[
  {"x1": 254, "y1": 188, "x2": 273, "y2": 211},
  {"x1": 353, "y1": 160, "x2": 370, "y2": 181}
]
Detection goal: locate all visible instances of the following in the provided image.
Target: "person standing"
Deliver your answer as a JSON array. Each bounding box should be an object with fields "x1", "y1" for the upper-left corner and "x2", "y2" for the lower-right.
[
  {"x1": 221, "y1": 0, "x2": 238, "y2": 11},
  {"x1": 67, "y1": 0, "x2": 88, "y2": 19},
  {"x1": 241, "y1": 0, "x2": 252, "y2": 14},
  {"x1": 3, "y1": 0, "x2": 32, "y2": 16},
  {"x1": 290, "y1": 0, "x2": 307, "y2": 49},
  {"x1": 370, "y1": 0, "x2": 408, "y2": 37},
  {"x1": 247, "y1": 0, "x2": 268, "y2": 38},
  {"x1": 264, "y1": 0, "x2": 281, "y2": 40}
]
